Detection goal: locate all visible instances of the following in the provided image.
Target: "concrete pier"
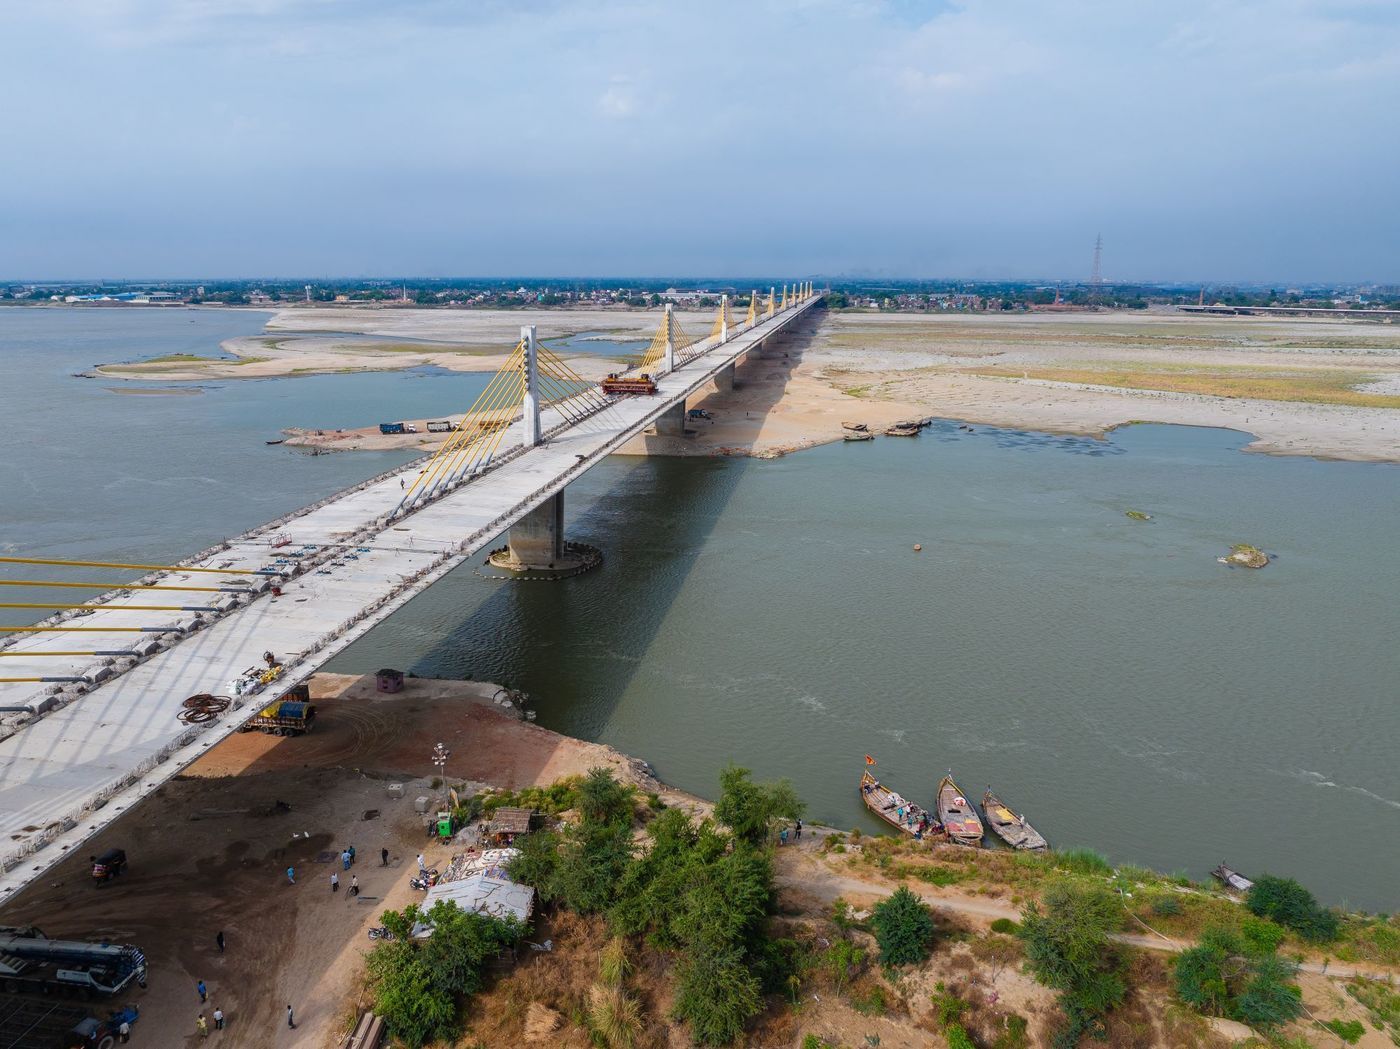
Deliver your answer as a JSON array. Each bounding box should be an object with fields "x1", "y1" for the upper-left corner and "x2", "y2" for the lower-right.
[
  {"x1": 654, "y1": 401, "x2": 688, "y2": 436},
  {"x1": 488, "y1": 492, "x2": 598, "y2": 575},
  {"x1": 714, "y1": 362, "x2": 736, "y2": 393}
]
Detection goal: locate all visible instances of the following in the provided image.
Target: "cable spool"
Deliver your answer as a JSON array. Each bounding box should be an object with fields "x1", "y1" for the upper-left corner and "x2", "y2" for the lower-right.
[{"x1": 178, "y1": 693, "x2": 231, "y2": 724}]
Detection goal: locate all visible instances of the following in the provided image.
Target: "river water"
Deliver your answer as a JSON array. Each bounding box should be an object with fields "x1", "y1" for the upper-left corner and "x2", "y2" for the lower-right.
[{"x1": 3, "y1": 308, "x2": 1398, "y2": 908}]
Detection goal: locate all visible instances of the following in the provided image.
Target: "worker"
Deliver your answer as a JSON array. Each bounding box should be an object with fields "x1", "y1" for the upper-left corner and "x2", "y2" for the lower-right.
[
  {"x1": 381, "y1": 846, "x2": 389, "y2": 866},
  {"x1": 213, "y1": 1007, "x2": 225, "y2": 1031},
  {"x1": 263, "y1": 650, "x2": 276, "y2": 667},
  {"x1": 330, "y1": 872, "x2": 339, "y2": 892},
  {"x1": 349, "y1": 874, "x2": 360, "y2": 897},
  {"x1": 118, "y1": 1019, "x2": 131, "y2": 1043},
  {"x1": 416, "y1": 853, "x2": 426, "y2": 873},
  {"x1": 196, "y1": 1013, "x2": 208, "y2": 1038},
  {"x1": 286, "y1": 866, "x2": 295, "y2": 885}
]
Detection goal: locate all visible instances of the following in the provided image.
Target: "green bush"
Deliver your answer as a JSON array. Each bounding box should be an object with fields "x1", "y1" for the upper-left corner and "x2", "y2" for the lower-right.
[
  {"x1": 1149, "y1": 895, "x2": 1182, "y2": 917},
  {"x1": 989, "y1": 917, "x2": 1018, "y2": 935},
  {"x1": 1240, "y1": 915, "x2": 1286, "y2": 955},
  {"x1": 822, "y1": 938, "x2": 866, "y2": 994},
  {"x1": 851, "y1": 983, "x2": 888, "y2": 1016},
  {"x1": 1173, "y1": 925, "x2": 1302, "y2": 1030},
  {"x1": 991, "y1": 1015, "x2": 1030, "y2": 1049},
  {"x1": 713, "y1": 764, "x2": 804, "y2": 845},
  {"x1": 945, "y1": 1023, "x2": 977, "y2": 1049},
  {"x1": 870, "y1": 886, "x2": 935, "y2": 966},
  {"x1": 1018, "y1": 880, "x2": 1125, "y2": 1048},
  {"x1": 1246, "y1": 875, "x2": 1339, "y2": 943},
  {"x1": 1319, "y1": 1018, "x2": 1365, "y2": 1044},
  {"x1": 672, "y1": 944, "x2": 763, "y2": 1045},
  {"x1": 931, "y1": 982, "x2": 969, "y2": 1026}
]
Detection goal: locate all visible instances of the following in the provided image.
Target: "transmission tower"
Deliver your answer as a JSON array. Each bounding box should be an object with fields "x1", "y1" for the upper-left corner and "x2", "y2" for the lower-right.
[{"x1": 1090, "y1": 234, "x2": 1103, "y2": 286}]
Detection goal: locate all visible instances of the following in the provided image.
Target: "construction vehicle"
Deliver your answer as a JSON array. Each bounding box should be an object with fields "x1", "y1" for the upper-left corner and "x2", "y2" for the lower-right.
[
  {"x1": 600, "y1": 373, "x2": 658, "y2": 395},
  {"x1": 240, "y1": 683, "x2": 316, "y2": 736},
  {"x1": 0, "y1": 995, "x2": 138, "y2": 1049},
  {"x1": 378, "y1": 422, "x2": 406, "y2": 435},
  {"x1": 426, "y1": 420, "x2": 453, "y2": 433},
  {"x1": 0, "y1": 928, "x2": 147, "y2": 997}
]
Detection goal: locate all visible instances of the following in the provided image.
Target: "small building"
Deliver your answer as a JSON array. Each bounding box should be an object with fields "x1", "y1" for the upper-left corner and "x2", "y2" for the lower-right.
[
  {"x1": 375, "y1": 668, "x2": 404, "y2": 693},
  {"x1": 485, "y1": 807, "x2": 533, "y2": 846},
  {"x1": 413, "y1": 848, "x2": 535, "y2": 934}
]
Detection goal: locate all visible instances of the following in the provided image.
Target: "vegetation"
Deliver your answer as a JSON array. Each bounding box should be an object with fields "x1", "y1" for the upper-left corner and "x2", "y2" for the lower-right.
[
  {"x1": 712, "y1": 763, "x2": 804, "y2": 845},
  {"x1": 1173, "y1": 924, "x2": 1302, "y2": 1030},
  {"x1": 1318, "y1": 1018, "x2": 1365, "y2": 1044},
  {"x1": 1018, "y1": 880, "x2": 1126, "y2": 1048},
  {"x1": 1346, "y1": 977, "x2": 1400, "y2": 1045},
  {"x1": 506, "y1": 765, "x2": 790, "y2": 1045},
  {"x1": 1245, "y1": 875, "x2": 1339, "y2": 943},
  {"x1": 870, "y1": 886, "x2": 935, "y2": 966},
  {"x1": 365, "y1": 901, "x2": 524, "y2": 1047}
]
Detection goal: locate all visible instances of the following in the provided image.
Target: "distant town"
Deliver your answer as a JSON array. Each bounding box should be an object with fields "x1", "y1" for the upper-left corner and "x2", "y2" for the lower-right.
[{"x1": 4, "y1": 277, "x2": 1400, "y2": 315}]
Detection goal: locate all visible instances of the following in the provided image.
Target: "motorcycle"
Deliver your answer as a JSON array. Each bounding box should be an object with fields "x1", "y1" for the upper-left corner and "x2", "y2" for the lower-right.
[
  {"x1": 367, "y1": 926, "x2": 395, "y2": 941},
  {"x1": 409, "y1": 868, "x2": 440, "y2": 890}
]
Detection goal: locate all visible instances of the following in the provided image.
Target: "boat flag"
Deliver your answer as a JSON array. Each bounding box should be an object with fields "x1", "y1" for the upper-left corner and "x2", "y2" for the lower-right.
[{"x1": 864, "y1": 755, "x2": 876, "y2": 766}]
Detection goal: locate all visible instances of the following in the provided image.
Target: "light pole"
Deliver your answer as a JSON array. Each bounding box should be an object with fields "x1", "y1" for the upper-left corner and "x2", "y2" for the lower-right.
[{"x1": 431, "y1": 742, "x2": 450, "y2": 782}]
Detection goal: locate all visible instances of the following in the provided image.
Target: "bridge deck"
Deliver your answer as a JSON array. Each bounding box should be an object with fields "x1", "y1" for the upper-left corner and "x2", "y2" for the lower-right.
[{"x1": 0, "y1": 296, "x2": 821, "y2": 897}]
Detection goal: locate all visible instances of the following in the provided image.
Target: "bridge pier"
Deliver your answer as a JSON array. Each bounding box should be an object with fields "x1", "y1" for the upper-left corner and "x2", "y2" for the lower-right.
[
  {"x1": 487, "y1": 491, "x2": 601, "y2": 577},
  {"x1": 714, "y1": 362, "x2": 735, "y2": 393},
  {"x1": 653, "y1": 401, "x2": 688, "y2": 436}
]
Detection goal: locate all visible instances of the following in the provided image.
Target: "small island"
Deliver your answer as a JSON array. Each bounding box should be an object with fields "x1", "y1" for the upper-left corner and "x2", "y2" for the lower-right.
[{"x1": 1222, "y1": 543, "x2": 1269, "y2": 568}]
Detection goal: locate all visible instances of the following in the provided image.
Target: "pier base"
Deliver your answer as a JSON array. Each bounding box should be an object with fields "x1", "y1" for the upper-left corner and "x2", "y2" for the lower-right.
[
  {"x1": 714, "y1": 363, "x2": 735, "y2": 393},
  {"x1": 486, "y1": 492, "x2": 602, "y2": 578},
  {"x1": 653, "y1": 401, "x2": 688, "y2": 436}
]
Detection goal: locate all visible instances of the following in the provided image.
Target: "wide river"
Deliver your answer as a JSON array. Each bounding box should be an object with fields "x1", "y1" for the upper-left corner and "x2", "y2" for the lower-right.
[{"x1": 3, "y1": 308, "x2": 1397, "y2": 909}]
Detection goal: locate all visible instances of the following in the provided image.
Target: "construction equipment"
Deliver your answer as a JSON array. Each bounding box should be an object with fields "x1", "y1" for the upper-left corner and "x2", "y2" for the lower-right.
[
  {"x1": 0, "y1": 928, "x2": 147, "y2": 997},
  {"x1": 89, "y1": 849, "x2": 126, "y2": 886},
  {"x1": 240, "y1": 684, "x2": 316, "y2": 737},
  {"x1": 600, "y1": 373, "x2": 658, "y2": 396}
]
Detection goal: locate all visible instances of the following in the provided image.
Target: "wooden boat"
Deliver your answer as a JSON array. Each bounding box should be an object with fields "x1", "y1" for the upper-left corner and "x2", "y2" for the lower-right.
[
  {"x1": 860, "y1": 770, "x2": 942, "y2": 842},
  {"x1": 843, "y1": 432, "x2": 874, "y2": 442},
  {"x1": 883, "y1": 423, "x2": 920, "y2": 437},
  {"x1": 981, "y1": 788, "x2": 1047, "y2": 851},
  {"x1": 936, "y1": 774, "x2": 984, "y2": 846},
  {"x1": 1211, "y1": 863, "x2": 1254, "y2": 894}
]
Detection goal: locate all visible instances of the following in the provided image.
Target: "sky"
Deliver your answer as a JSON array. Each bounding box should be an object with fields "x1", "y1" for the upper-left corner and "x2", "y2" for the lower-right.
[{"x1": 2, "y1": 0, "x2": 1397, "y2": 283}]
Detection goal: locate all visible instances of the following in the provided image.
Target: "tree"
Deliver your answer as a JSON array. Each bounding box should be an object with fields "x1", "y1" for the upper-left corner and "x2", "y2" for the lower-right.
[
  {"x1": 1018, "y1": 881, "x2": 1125, "y2": 1047},
  {"x1": 713, "y1": 764, "x2": 804, "y2": 846},
  {"x1": 870, "y1": 886, "x2": 935, "y2": 966},
  {"x1": 1172, "y1": 924, "x2": 1302, "y2": 1031},
  {"x1": 549, "y1": 818, "x2": 634, "y2": 913},
  {"x1": 577, "y1": 766, "x2": 634, "y2": 825},
  {"x1": 672, "y1": 943, "x2": 763, "y2": 1045},
  {"x1": 1246, "y1": 875, "x2": 1339, "y2": 942}
]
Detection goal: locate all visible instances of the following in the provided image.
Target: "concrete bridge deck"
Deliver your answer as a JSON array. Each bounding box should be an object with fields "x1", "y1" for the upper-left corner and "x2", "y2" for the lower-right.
[{"x1": 0, "y1": 294, "x2": 822, "y2": 899}]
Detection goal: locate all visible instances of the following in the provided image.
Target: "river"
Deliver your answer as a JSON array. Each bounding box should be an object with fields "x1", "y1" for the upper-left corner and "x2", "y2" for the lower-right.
[{"x1": 3, "y1": 307, "x2": 1397, "y2": 908}]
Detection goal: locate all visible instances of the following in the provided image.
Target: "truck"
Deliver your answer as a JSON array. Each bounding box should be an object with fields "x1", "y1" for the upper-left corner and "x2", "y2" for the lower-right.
[
  {"x1": 89, "y1": 849, "x2": 126, "y2": 887},
  {"x1": 0, "y1": 995, "x2": 138, "y2": 1049},
  {"x1": 426, "y1": 420, "x2": 453, "y2": 433},
  {"x1": 240, "y1": 683, "x2": 316, "y2": 737},
  {"x1": 0, "y1": 928, "x2": 147, "y2": 998},
  {"x1": 379, "y1": 422, "x2": 406, "y2": 435}
]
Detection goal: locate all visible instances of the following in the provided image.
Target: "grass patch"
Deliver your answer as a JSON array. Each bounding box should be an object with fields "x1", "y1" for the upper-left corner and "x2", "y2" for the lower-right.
[
  {"x1": 1051, "y1": 848, "x2": 1113, "y2": 876},
  {"x1": 1346, "y1": 976, "x2": 1400, "y2": 1044},
  {"x1": 965, "y1": 364, "x2": 1400, "y2": 408},
  {"x1": 1336, "y1": 913, "x2": 1400, "y2": 967}
]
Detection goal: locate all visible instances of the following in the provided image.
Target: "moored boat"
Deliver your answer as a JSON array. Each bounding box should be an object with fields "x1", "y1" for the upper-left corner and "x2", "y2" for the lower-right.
[
  {"x1": 981, "y1": 788, "x2": 1047, "y2": 851},
  {"x1": 1210, "y1": 863, "x2": 1254, "y2": 894},
  {"x1": 937, "y1": 773, "x2": 984, "y2": 845},
  {"x1": 860, "y1": 768, "x2": 942, "y2": 842}
]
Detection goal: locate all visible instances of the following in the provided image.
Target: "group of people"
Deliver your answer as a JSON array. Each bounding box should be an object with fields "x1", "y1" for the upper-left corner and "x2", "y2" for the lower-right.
[
  {"x1": 777, "y1": 819, "x2": 804, "y2": 846},
  {"x1": 193, "y1": 976, "x2": 227, "y2": 1037}
]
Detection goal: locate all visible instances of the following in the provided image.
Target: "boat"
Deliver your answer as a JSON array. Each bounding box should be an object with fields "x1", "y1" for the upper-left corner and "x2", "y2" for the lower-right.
[
  {"x1": 843, "y1": 432, "x2": 874, "y2": 442},
  {"x1": 1211, "y1": 863, "x2": 1254, "y2": 894},
  {"x1": 936, "y1": 774, "x2": 984, "y2": 846},
  {"x1": 883, "y1": 423, "x2": 921, "y2": 437},
  {"x1": 981, "y1": 788, "x2": 1047, "y2": 851},
  {"x1": 860, "y1": 769, "x2": 943, "y2": 842}
]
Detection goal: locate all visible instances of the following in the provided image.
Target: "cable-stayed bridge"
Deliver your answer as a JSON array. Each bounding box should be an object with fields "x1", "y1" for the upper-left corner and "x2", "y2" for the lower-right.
[{"x1": 0, "y1": 284, "x2": 821, "y2": 898}]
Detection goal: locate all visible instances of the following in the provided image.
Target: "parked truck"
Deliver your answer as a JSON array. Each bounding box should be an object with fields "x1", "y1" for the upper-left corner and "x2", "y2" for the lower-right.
[
  {"x1": 0, "y1": 995, "x2": 138, "y2": 1049},
  {"x1": 0, "y1": 928, "x2": 147, "y2": 998},
  {"x1": 379, "y1": 422, "x2": 406, "y2": 435},
  {"x1": 240, "y1": 683, "x2": 316, "y2": 737},
  {"x1": 426, "y1": 420, "x2": 453, "y2": 433}
]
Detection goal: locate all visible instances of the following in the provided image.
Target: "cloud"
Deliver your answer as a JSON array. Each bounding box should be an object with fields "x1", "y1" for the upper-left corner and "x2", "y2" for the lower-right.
[{"x1": 598, "y1": 78, "x2": 639, "y2": 119}]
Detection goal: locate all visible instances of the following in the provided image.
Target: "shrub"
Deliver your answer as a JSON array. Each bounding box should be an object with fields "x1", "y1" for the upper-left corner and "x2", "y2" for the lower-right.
[
  {"x1": 1320, "y1": 1018, "x2": 1365, "y2": 1044},
  {"x1": 1233, "y1": 955, "x2": 1304, "y2": 1029},
  {"x1": 931, "y1": 982, "x2": 969, "y2": 1026},
  {"x1": 822, "y1": 938, "x2": 866, "y2": 994},
  {"x1": 713, "y1": 764, "x2": 804, "y2": 845},
  {"x1": 578, "y1": 766, "x2": 636, "y2": 825},
  {"x1": 1018, "y1": 881, "x2": 1125, "y2": 1047},
  {"x1": 1174, "y1": 925, "x2": 1302, "y2": 1030},
  {"x1": 870, "y1": 886, "x2": 935, "y2": 966},
  {"x1": 588, "y1": 983, "x2": 643, "y2": 1049},
  {"x1": 992, "y1": 1014, "x2": 1030, "y2": 1049},
  {"x1": 1150, "y1": 895, "x2": 1182, "y2": 917},
  {"x1": 1240, "y1": 915, "x2": 1286, "y2": 955},
  {"x1": 989, "y1": 917, "x2": 1018, "y2": 935},
  {"x1": 672, "y1": 944, "x2": 763, "y2": 1045},
  {"x1": 599, "y1": 935, "x2": 631, "y2": 988},
  {"x1": 1246, "y1": 875, "x2": 1339, "y2": 943},
  {"x1": 946, "y1": 1024, "x2": 977, "y2": 1049},
  {"x1": 851, "y1": 983, "x2": 888, "y2": 1016}
]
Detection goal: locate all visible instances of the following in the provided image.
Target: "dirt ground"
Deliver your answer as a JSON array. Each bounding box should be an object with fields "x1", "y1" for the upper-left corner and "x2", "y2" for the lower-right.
[{"x1": 0, "y1": 673, "x2": 683, "y2": 1049}]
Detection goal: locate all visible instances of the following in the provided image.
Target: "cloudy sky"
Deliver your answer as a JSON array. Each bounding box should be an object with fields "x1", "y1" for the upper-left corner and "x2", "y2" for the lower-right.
[{"x1": 2, "y1": 1, "x2": 1396, "y2": 281}]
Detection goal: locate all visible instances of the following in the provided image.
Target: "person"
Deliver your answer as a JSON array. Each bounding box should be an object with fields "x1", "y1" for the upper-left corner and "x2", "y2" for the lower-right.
[
  {"x1": 196, "y1": 1013, "x2": 209, "y2": 1038},
  {"x1": 341, "y1": 848, "x2": 351, "y2": 871},
  {"x1": 213, "y1": 1007, "x2": 225, "y2": 1030},
  {"x1": 349, "y1": 875, "x2": 359, "y2": 897},
  {"x1": 330, "y1": 872, "x2": 339, "y2": 892},
  {"x1": 287, "y1": 1004, "x2": 296, "y2": 1029},
  {"x1": 794, "y1": 818, "x2": 802, "y2": 841},
  {"x1": 215, "y1": 930, "x2": 225, "y2": 953},
  {"x1": 286, "y1": 866, "x2": 295, "y2": 885},
  {"x1": 381, "y1": 847, "x2": 389, "y2": 867},
  {"x1": 400, "y1": 478, "x2": 405, "y2": 489},
  {"x1": 197, "y1": 979, "x2": 207, "y2": 1002},
  {"x1": 118, "y1": 1020, "x2": 130, "y2": 1043},
  {"x1": 779, "y1": 827, "x2": 789, "y2": 846},
  {"x1": 347, "y1": 845, "x2": 356, "y2": 866},
  {"x1": 416, "y1": 853, "x2": 426, "y2": 873}
]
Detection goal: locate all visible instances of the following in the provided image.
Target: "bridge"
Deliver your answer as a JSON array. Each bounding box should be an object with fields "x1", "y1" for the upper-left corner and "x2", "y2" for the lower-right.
[{"x1": 0, "y1": 284, "x2": 822, "y2": 899}]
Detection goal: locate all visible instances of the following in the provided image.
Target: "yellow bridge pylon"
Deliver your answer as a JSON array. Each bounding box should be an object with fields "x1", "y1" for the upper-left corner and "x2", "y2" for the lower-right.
[
  {"x1": 398, "y1": 334, "x2": 611, "y2": 511},
  {"x1": 638, "y1": 304, "x2": 697, "y2": 372},
  {"x1": 745, "y1": 291, "x2": 758, "y2": 327},
  {"x1": 708, "y1": 294, "x2": 734, "y2": 343}
]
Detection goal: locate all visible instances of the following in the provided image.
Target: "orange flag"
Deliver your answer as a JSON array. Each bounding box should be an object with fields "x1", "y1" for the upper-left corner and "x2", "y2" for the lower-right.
[{"x1": 864, "y1": 755, "x2": 876, "y2": 766}]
